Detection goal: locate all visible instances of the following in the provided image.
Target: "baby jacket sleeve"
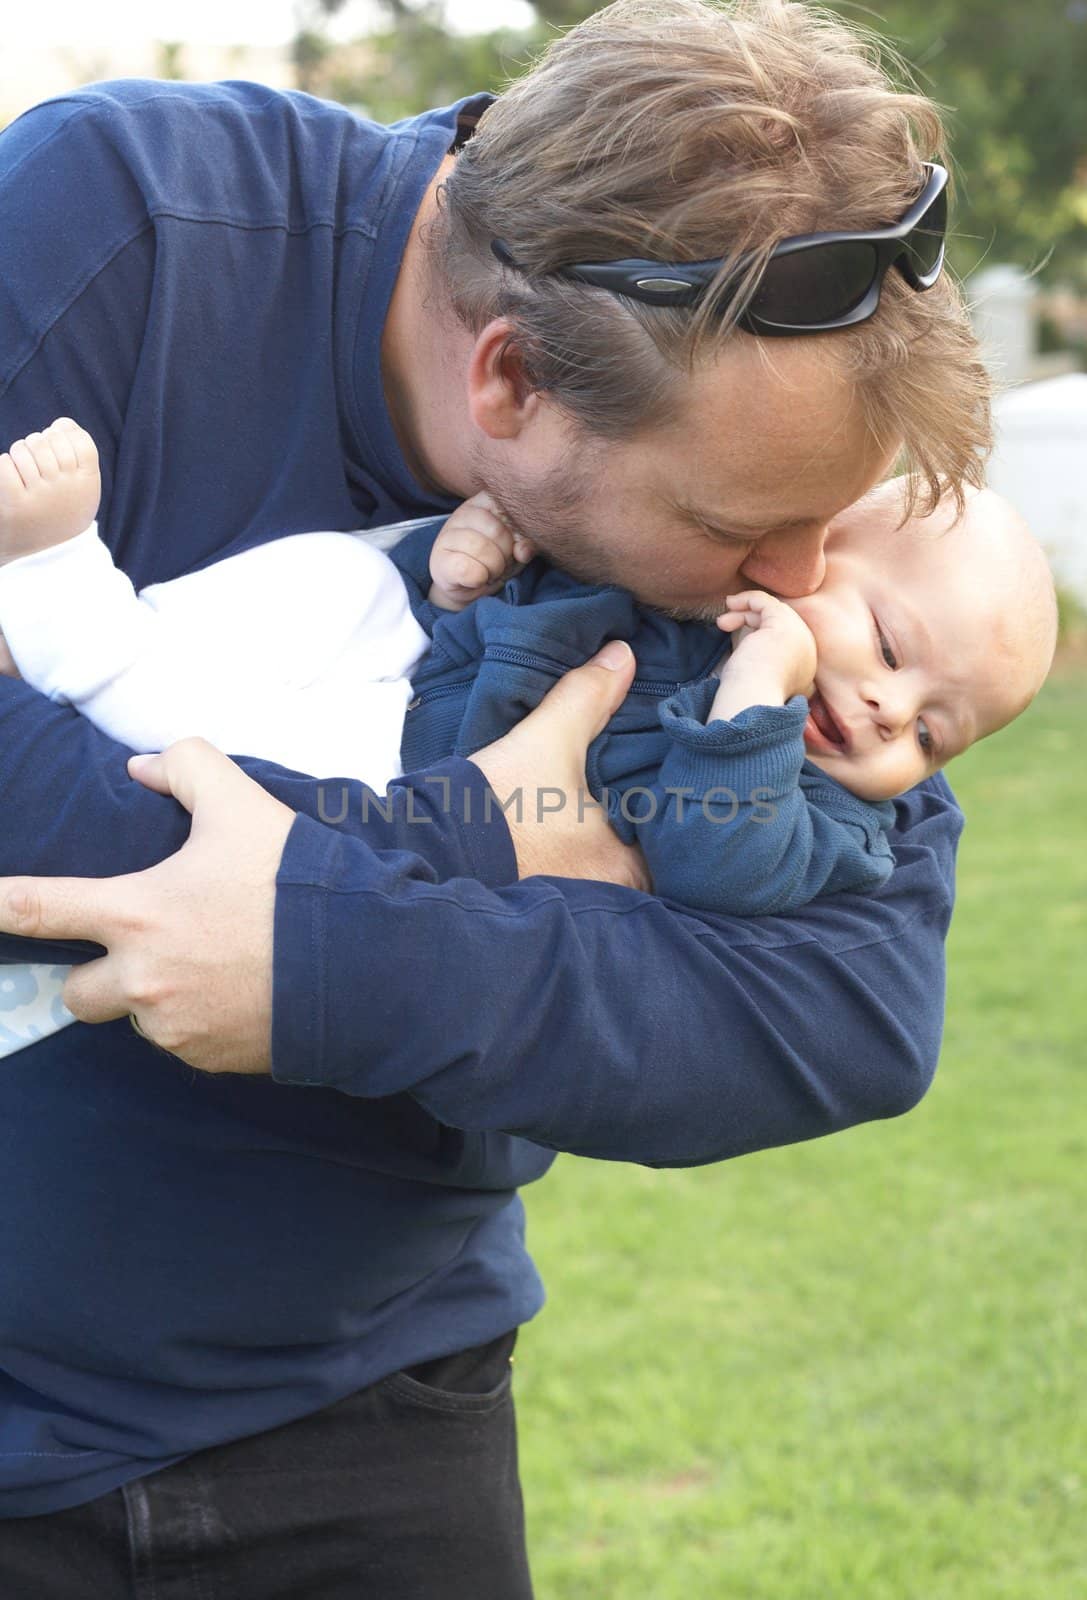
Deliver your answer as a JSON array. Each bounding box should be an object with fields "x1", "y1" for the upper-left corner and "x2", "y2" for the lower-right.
[{"x1": 639, "y1": 680, "x2": 896, "y2": 916}]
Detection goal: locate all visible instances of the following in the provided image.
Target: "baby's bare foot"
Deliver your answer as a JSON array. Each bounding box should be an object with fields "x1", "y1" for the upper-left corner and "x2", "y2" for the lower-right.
[{"x1": 0, "y1": 418, "x2": 101, "y2": 567}]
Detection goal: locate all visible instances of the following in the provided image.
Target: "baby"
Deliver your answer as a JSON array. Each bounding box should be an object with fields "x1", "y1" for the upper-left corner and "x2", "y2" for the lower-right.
[{"x1": 0, "y1": 416, "x2": 1057, "y2": 1051}]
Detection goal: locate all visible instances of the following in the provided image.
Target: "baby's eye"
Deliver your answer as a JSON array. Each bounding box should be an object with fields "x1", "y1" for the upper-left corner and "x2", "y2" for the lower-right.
[
  {"x1": 917, "y1": 717, "x2": 934, "y2": 754},
  {"x1": 876, "y1": 624, "x2": 897, "y2": 670}
]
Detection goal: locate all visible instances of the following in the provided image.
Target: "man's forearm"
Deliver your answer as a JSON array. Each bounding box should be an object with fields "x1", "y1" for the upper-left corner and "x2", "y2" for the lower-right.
[
  {"x1": 272, "y1": 775, "x2": 962, "y2": 1167},
  {"x1": 0, "y1": 673, "x2": 512, "y2": 963}
]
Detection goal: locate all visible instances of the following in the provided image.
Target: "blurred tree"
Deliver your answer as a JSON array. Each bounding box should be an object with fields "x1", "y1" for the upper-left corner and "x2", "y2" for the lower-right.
[
  {"x1": 826, "y1": 0, "x2": 1087, "y2": 282},
  {"x1": 294, "y1": 0, "x2": 1087, "y2": 284},
  {"x1": 293, "y1": 0, "x2": 355, "y2": 92},
  {"x1": 528, "y1": 0, "x2": 602, "y2": 20},
  {"x1": 292, "y1": 0, "x2": 541, "y2": 116},
  {"x1": 155, "y1": 42, "x2": 187, "y2": 80}
]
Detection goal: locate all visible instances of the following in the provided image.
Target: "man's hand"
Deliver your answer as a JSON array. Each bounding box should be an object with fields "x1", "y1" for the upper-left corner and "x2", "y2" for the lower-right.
[
  {"x1": 427, "y1": 491, "x2": 535, "y2": 611},
  {"x1": 0, "y1": 643, "x2": 647, "y2": 1074},
  {"x1": 469, "y1": 639, "x2": 650, "y2": 891},
  {"x1": 0, "y1": 738, "x2": 294, "y2": 1075}
]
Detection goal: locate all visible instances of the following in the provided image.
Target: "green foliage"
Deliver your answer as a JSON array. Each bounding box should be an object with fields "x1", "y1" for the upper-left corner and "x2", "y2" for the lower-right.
[
  {"x1": 292, "y1": 31, "x2": 334, "y2": 94},
  {"x1": 1055, "y1": 582, "x2": 1087, "y2": 645},
  {"x1": 324, "y1": 13, "x2": 539, "y2": 119},
  {"x1": 155, "y1": 42, "x2": 186, "y2": 81},
  {"x1": 824, "y1": 1, "x2": 1087, "y2": 283},
  {"x1": 296, "y1": 0, "x2": 1087, "y2": 287}
]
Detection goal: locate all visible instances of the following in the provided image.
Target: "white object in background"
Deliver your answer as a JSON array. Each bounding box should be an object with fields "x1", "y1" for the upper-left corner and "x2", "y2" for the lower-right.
[
  {"x1": 970, "y1": 264, "x2": 1037, "y2": 386},
  {"x1": 987, "y1": 373, "x2": 1087, "y2": 605}
]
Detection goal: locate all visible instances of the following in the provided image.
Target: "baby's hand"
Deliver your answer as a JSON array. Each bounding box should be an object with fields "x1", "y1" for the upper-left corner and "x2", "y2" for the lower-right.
[
  {"x1": 0, "y1": 419, "x2": 101, "y2": 567},
  {"x1": 709, "y1": 591, "x2": 817, "y2": 721},
  {"x1": 428, "y1": 492, "x2": 535, "y2": 612}
]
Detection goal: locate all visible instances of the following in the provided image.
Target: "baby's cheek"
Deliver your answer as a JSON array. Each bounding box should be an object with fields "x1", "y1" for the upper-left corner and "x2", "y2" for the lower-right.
[{"x1": 860, "y1": 742, "x2": 928, "y2": 803}]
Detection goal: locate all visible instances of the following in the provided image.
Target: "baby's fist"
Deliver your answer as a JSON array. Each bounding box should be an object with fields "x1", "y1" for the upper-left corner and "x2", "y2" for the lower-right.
[
  {"x1": 428, "y1": 492, "x2": 535, "y2": 611},
  {"x1": 717, "y1": 591, "x2": 817, "y2": 701}
]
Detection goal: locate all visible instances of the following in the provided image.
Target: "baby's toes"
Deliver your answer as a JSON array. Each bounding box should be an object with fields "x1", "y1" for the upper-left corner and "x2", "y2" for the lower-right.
[
  {"x1": 25, "y1": 431, "x2": 62, "y2": 481},
  {"x1": 50, "y1": 418, "x2": 98, "y2": 472},
  {"x1": 0, "y1": 452, "x2": 25, "y2": 504},
  {"x1": 45, "y1": 420, "x2": 80, "y2": 472},
  {"x1": 8, "y1": 439, "x2": 42, "y2": 486}
]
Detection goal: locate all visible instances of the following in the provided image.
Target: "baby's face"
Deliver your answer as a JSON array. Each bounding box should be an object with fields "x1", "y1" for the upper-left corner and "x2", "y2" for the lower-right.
[{"x1": 786, "y1": 483, "x2": 1052, "y2": 803}]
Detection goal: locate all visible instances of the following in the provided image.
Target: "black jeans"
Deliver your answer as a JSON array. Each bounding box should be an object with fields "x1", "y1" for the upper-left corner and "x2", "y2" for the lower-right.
[{"x1": 0, "y1": 1330, "x2": 532, "y2": 1599}]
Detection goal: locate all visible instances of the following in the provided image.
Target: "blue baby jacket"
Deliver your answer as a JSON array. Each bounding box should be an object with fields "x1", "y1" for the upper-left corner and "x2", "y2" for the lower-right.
[{"x1": 391, "y1": 521, "x2": 896, "y2": 916}]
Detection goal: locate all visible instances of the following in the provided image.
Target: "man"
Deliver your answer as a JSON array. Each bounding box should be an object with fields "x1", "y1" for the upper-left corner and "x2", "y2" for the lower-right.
[{"x1": 0, "y1": 0, "x2": 990, "y2": 1591}]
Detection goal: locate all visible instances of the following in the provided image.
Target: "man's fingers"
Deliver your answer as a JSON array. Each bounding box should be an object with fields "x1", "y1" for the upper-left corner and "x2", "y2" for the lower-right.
[
  {"x1": 468, "y1": 640, "x2": 636, "y2": 802},
  {"x1": 61, "y1": 955, "x2": 131, "y2": 1025},
  {"x1": 127, "y1": 736, "x2": 258, "y2": 826},
  {"x1": 533, "y1": 640, "x2": 636, "y2": 744},
  {"x1": 0, "y1": 874, "x2": 120, "y2": 945}
]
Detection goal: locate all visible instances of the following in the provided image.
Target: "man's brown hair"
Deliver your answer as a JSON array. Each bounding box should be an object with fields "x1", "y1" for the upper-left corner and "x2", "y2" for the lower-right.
[{"x1": 434, "y1": 0, "x2": 991, "y2": 512}]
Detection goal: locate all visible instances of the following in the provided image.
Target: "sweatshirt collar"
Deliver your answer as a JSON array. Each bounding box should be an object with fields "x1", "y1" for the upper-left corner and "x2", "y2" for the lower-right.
[{"x1": 346, "y1": 94, "x2": 496, "y2": 525}]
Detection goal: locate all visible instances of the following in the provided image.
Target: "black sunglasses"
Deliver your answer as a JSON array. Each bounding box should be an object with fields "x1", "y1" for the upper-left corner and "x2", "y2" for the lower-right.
[{"x1": 492, "y1": 162, "x2": 948, "y2": 337}]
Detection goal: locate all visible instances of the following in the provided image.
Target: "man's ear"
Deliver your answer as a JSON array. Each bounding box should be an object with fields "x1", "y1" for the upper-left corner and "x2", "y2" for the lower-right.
[{"x1": 466, "y1": 318, "x2": 540, "y2": 441}]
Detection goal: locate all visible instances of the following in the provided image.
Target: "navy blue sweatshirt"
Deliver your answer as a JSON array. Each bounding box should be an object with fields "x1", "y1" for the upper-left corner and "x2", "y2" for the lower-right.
[{"x1": 0, "y1": 80, "x2": 962, "y2": 1516}]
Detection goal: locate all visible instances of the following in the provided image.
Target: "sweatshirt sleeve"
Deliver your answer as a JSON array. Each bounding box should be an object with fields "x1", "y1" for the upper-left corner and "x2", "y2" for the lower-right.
[
  {"x1": 637, "y1": 681, "x2": 895, "y2": 916},
  {"x1": 0, "y1": 664, "x2": 514, "y2": 967},
  {"x1": 271, "y1": 769, "x2": 962, "y2": 1168}
]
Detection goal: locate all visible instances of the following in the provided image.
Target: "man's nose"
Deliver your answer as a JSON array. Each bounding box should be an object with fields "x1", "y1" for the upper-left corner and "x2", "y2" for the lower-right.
[{"x1": 738, "y1": 526, "x2": 828, "y2": 598}]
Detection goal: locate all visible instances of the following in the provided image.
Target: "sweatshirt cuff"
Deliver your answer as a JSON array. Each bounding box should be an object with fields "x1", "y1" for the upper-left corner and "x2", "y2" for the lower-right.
[
  {"x1": 418, "y1": 756, "x2": 521, "y2": 887},
  {"x1": 659, "y1": 685, "x2": 809, "y2": 798},
  {"x1": 279, "y1": 756, "x2": 517, "y2": 893}
]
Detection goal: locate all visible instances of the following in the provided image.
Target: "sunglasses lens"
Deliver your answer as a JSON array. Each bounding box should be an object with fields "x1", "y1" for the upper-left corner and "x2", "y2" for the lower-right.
[
  {"x1": 906, "y1": 183, "x2": 948, "y2": 283},
  {"x1": 749, "y1": 241, "x2": 879, "y2": 328}
]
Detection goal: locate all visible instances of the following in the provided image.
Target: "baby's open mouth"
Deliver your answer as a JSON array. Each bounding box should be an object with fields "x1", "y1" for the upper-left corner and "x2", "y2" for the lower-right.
[{"x1": 804, "y1": 688, "x2": 849, "y2": 755}]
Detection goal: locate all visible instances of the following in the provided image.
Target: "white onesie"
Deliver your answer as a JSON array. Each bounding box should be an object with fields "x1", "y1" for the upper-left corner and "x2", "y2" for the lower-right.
[{"x1": 0, "y1": 520, "x2": 432, "y2": 1057}]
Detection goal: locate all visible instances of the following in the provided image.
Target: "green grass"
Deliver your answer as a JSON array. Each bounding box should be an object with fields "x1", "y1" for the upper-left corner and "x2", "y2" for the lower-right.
[{"x1": 517, "y1": 668, "x2": 1087, "y2": 1598}]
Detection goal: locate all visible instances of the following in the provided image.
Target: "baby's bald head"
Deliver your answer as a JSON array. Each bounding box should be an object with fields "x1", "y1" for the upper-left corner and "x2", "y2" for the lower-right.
[
  {"x1": 910, "y1": 485, "x2": 1057, "y2": 740},
  {"x1": 789, "y1": 479, "x2": 1058, "y2": 802}
]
